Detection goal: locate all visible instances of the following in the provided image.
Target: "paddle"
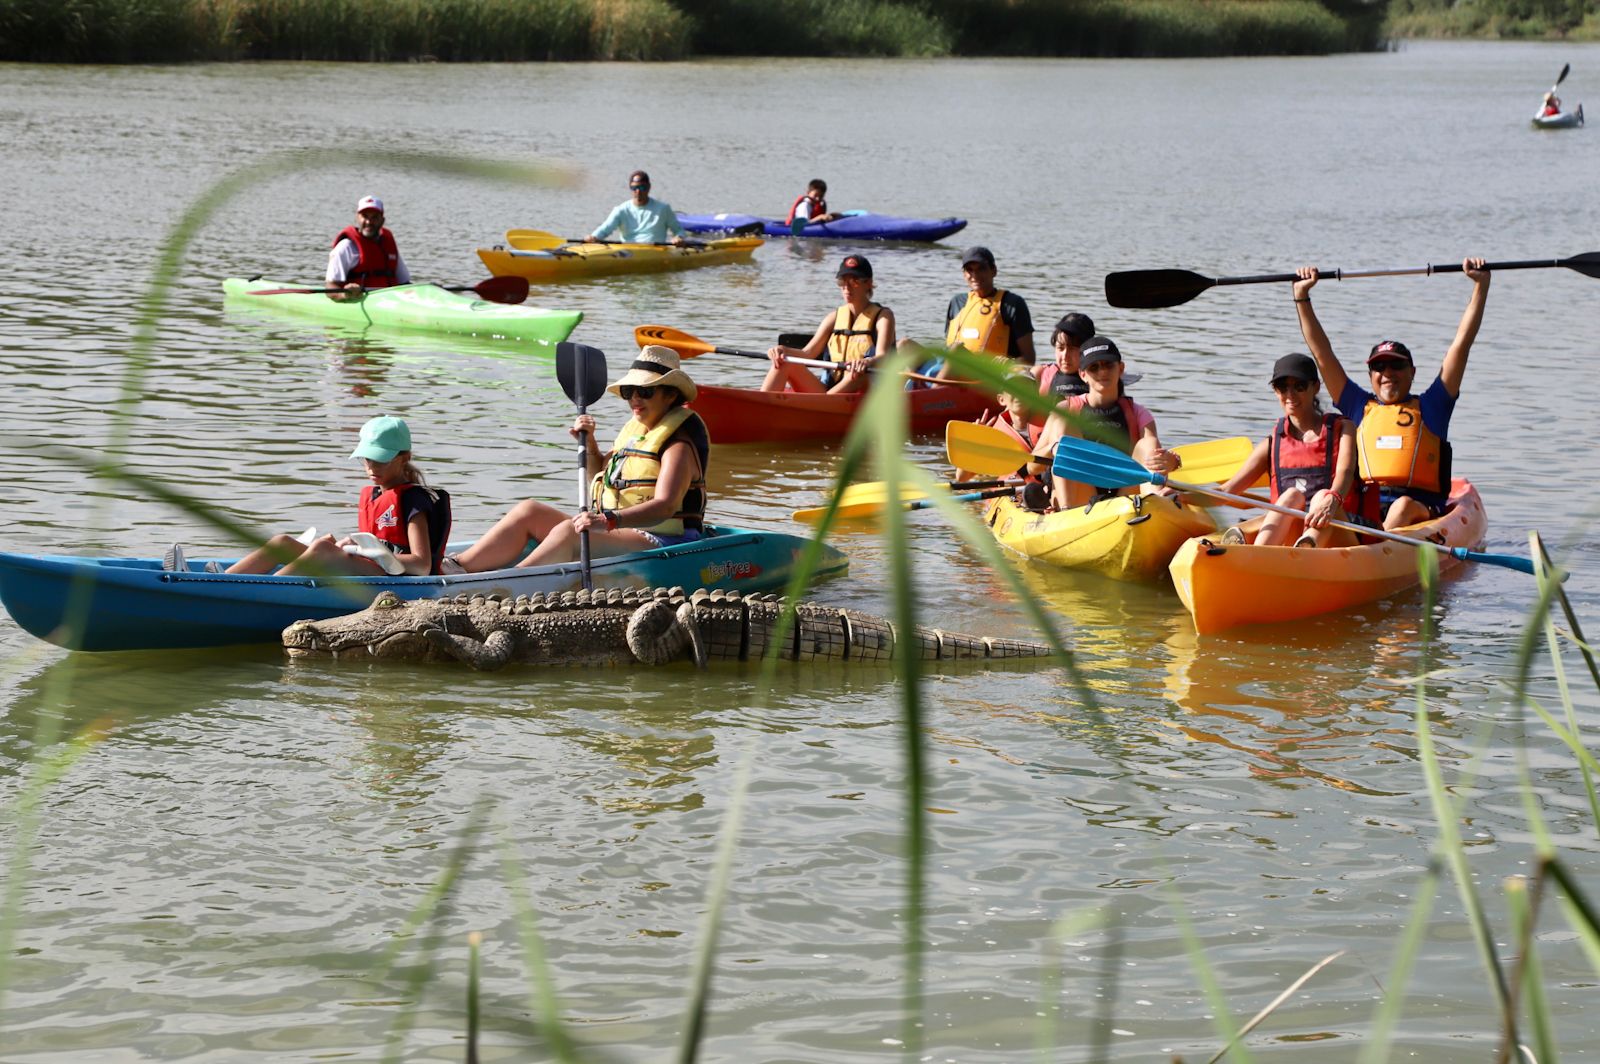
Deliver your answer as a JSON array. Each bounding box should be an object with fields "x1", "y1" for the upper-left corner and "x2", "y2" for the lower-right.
[
  {"x1": 834, "y1": 477, "x2": 1008, "y2": 507},
  {"x1": 1104, "y1": 252, "x2": 1600, "y2": 309},
  {"x1": 246, "y1": 275, "x2": 530, "y2": 305},
  {"x1": 793, "y1": 485, "x2": 1018, "y2": 524},
  {"x1": 1544, "y1": 62, "x2": 1571, "y2": 113},
  {"x1": 506, "y1": 226, "x2": 759, "y2": 251},
  {"x1": 634, "y1": 324, "x2": 838, "y2": 372},
  {"x1": 947, "y1": 421, "x2": 1256, "y2": 484},
  {"x1": 1051, "y1": 435, "x2": 1538, "y2": 575},
  {"x1": 555, "y1": 341, "x2": 609, "y2": 590}
]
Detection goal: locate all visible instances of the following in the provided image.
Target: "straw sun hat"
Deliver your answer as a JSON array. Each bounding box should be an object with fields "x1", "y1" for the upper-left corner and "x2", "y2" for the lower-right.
[{"x1": 607, "y1": 345, "x2": 698, "y2": 402}]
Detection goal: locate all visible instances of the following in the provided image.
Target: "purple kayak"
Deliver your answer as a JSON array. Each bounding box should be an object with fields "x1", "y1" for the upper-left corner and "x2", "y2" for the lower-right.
[{"x1": 677, "y1": 212, "x2": 967, "y2": 243}]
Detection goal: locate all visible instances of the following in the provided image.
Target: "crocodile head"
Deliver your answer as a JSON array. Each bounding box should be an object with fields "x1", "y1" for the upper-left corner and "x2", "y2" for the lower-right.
[{"x1": 284, "y1": 591, "x2": 449, "y2": 660}]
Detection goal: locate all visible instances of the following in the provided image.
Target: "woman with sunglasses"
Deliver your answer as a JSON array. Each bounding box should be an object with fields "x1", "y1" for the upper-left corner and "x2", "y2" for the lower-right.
[
  {"x1": 443, "y1": 347, "x2": 709, "y2": 572},
  {"x1": 1292, "y1": 257, "x2": 1488, "y2": 529},
  {"x1": 588, "y1": 169, "x2": 688, "y2": 246},
  {"x1": 762, "y1": 253, "x2": 894, "y2": 394},
  {"x1": 1215, "y1": 353, "x2": 1359, "y2": 548}
]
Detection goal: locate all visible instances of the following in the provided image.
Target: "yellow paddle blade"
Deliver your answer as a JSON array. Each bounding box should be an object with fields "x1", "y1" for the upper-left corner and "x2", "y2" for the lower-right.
[
  {"x1": 1170, "y1": 436, "x2": 1255, "y2": 484},
  {"x1": 945, "y1": 421, "x2": 1030, "y2": 477},
  {"x1": 634, "y1": 324, "x2": 715, "y2": 356},
  {"x1": 505, "y1": 228, "x2": 566, "y2": 251},
  {"x1": 792, "y1": 494, "x2": 912, "y2": 524},
  {"x1": 836, "y1": 481, "x2": 931, "y2": 507}
]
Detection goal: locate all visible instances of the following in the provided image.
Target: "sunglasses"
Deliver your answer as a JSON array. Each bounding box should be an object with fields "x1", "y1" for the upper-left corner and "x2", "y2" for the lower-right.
[
  {"x1": 1368, "y1": 358, "x2": 1411, "y2": 374},
  {"x1": 629, "y1": 183, "x2": 650, "y2": 191},
  {"x1": 618, "y1": 385, "x2": 658, "y2": 401},
  {"x1": 1272, "y1": 378, "x2": 1312, "y2": 394}
]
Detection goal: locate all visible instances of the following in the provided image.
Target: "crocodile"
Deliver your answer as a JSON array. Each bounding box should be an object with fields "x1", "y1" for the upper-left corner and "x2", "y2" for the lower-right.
[{"x1": 281, "y1": 586, "x2": 1055, "y2": 671}]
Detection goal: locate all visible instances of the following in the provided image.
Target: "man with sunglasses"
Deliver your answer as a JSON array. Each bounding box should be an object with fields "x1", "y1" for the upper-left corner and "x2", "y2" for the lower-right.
[
  {"x1": 1291, "y1": 257, "x2": 1490, "y2": 530},
  {"x1": 588, "y1": 169, "x2": 688, "y2": 246}
]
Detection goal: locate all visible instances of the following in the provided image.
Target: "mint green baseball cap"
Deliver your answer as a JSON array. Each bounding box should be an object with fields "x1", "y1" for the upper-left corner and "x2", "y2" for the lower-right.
[{"x1": 350, "y1": 416, "x2": 411, "y2": 462}]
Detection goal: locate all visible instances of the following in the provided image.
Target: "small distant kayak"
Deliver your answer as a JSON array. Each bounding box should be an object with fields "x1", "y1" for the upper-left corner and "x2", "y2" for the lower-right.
[
  {"x1": 222, "y1": 279, "x2": 581, "y2": 344},
  {"x1": 1532, "y1": 103, "x2": 1583, "y2": 128},
  {"x1": 689, "y1": 383, "x2": 991, "y2": 444},
  {"x1": 0, "y1": 526, "x2": 846, "y2": 651},
  {"x1": 1167, "y1": 479, "x2": 1487, "y2": 634},
  {"x1": 985, "y1": 493, "x2": 1216, "y2": 583},
  {"x1": 476, "y1": 236, "x2": 762, "y2": 281},
  {"x1": 678, "y1": 212, "x2": 968, "y2": 243}
]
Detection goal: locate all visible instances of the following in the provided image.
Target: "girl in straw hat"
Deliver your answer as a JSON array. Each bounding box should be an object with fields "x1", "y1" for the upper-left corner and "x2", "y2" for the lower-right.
[{"x1": 446, "y1": 346, "x2": 710, "y2": 571}]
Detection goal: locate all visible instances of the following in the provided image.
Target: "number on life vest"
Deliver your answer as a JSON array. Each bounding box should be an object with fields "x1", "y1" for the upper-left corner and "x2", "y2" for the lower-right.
[{"x1": 1395, "y1": 407, "x2": 1415, "y2": 427}]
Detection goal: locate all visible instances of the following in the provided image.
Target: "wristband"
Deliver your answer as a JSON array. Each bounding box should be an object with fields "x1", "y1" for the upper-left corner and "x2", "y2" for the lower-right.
[
  {"x1": 602, "y1": 509, "x2": 619, "y2": 531},
  {"x1": 1294, "y1": 297, "x2": 1310, "y2": 303}
]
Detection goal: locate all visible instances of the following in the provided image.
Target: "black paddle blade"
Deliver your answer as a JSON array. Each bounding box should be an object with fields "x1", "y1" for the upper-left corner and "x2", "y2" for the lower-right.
[
  {"x1": 1558, "y1": 62, "x2": 1571, "y2": 86},
  {"x1": 556, "y1": 342, "x2": 608, "y2": 409},
  {"x1": 1104, "y1": 268, "x2": 1216, "y2": 309},
  {"x1": 1563, "y1": 251, "x2": 1600, "y2": 278},
  {"x1": 776, "y1": 332, "x2": 813, "y2": 348},
  {"x1": 474, "y1": 276, "x2": 530, "y2": 304},
  {"x1": 731, "y1": 221, "x2": 766, "y2": 236}
]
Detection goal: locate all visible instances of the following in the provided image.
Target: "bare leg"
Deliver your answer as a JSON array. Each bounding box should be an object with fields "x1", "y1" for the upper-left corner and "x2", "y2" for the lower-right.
[
  {"x1": 1255, "y1": 487, "x2": 1307, "y2": 546},
  {"x1": 517, "y1": 522, "x2": 662, "y2": 568},
  {"x1": 279, "y1": 538, "x2": 386, "y2": 576},
  {"x1": 761, "y1": 362, "x2": 826, "y2": 393},
  {"x1": 1383, "y1": 495, "x2": 1430, "y2": 530},
  {"x1": 226, "y1": 533, "x2": 310, "y2": 575},
  {"x1": 453, "y1": 499, "x2": 570, "y2": 572}
]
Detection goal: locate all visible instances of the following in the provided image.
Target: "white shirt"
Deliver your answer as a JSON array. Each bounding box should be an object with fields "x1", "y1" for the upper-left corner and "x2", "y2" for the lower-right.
[{"x1": 326, "y1": 238, "x2": 412, "y2": 285}]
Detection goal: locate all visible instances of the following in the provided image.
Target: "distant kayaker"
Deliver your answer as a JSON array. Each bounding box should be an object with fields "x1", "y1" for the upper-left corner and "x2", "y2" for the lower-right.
[
  {"x1": 1542, "y1": 92, "x2": 1563, "y2": 117},
  {"x1": 1033, "y1": 312, "x2": 1095, "y2": 402},
  {"x1": 589, "y1": 170, "x2": 688, "y2": 246},
  {"x1": 327, "y1": 196, "x2": 411, "y2": 295},
  {"x1": 1030, "y1": 336, "x2": 1179, "y2": 510},
  {"x1": 444, "y1": 346, "x2": 709, "y2": 572},
  {"x1": 1215, "y1": 353, "x2": 1359, "y2": 549},
  {"x1": 1292, "y1": 257, "x2": 1488, "y2": 529},
  {"x1": 761, "y1": 254, "x2": 894, "y2": 394},
  {"x1": 165, "y1": 416, "x2": 452, "y2": 577},
  {"x1": 786, "y1": 179, "x2": 841, "y2": 229}
]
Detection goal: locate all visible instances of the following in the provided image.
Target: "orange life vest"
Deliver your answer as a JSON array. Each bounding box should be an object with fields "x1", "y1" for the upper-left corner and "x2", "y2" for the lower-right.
[
  {"x1": 945, "y1": 289, "x2": 1011, "y2": 356},
  {"x1": 1356, "y1": 397, "x2": 1448, "y2": 494}
]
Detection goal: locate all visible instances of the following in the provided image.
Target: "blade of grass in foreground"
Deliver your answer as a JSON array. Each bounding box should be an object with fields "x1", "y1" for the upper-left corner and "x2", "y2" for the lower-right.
[{"x1": 499, "y1": 835, "x2": 583, "y2": 1063}]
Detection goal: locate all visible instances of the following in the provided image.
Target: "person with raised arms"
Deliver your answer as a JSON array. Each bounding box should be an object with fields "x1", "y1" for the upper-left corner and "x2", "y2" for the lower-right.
[
  {"x1": 327, "y1": 196, "x2": 411, "y2": 295},
  {"x1": 1029, "y1": 336, "x2": 1179, "y2": 511},
  {"x1": 1215, "y1": 353, "x2": 1359, "y2": 548},
  {"x1": 589, "y1": 169, "x2": 688, "y2": 246},
  {"x1": 786, "y1": 178, "x2": 841, "y2": 230},
  {"x1": 1292, "y1": 257, "x2": 1488, "y2": 529},
  {"x1": 761, "y1": 253, "x2": 895, "y2": 394},
  {"x1": 444, "y1": 347, "x2": 709, "y2": 572}
]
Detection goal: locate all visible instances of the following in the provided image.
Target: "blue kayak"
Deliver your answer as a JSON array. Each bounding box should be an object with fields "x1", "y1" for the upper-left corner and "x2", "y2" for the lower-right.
[
  {"x1": 677, "y1": 212, "x2": 967, "y2": 243},
  {"x1": 0, "y1": 526, "x2": 847, "y2": 652}
]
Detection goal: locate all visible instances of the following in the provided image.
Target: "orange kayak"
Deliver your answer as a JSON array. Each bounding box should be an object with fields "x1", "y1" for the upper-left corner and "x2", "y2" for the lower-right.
[
  {"x1": 1168, "y1": 479, "x2": 1487, "y2": 634},
  {"x1": 687, "y1": 383, "x2": 993, "y2": 444}
]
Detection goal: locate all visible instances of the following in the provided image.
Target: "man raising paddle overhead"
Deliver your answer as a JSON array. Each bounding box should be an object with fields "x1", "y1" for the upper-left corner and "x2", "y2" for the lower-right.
[
  {"x1": 327, "y1": 195, "x2": 411, "y2": 295},
  {"x1": 1292, "y1": 257, "x2": 1489, "y2": 530}
]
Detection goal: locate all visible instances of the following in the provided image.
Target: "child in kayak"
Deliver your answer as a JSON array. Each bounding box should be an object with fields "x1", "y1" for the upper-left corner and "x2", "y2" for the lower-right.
[
  {"x1": 1214, "y1": 353, "x2": 1359, "y2": 548},
  {"x1": 762, "y1": 254, "x2": 894, "y2": 394},
  {"x1": 165, "y1": 416, "x2": 451, "y2": 576},
  {"x1": 445, "y1": 346, "x2": 709, "y2": 571},
  {"x1": 959, "y1": 366, "x2": 1052, "y2": 509},
  {"x1": 1032, "y1": 312, "x2": 1093, "y2": 403},
  {"x1": 1030, "y1": 336, "x2": 1180, "y2": 510},
  {"x1": 786, "y1": 178, "x2": 840, "y2": 231}
]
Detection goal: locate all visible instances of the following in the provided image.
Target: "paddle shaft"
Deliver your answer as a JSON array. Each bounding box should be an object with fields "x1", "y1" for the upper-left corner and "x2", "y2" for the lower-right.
[
  {"x1": 1212, "y1": 258, "x2": 1571, "y2": 288},
  {"x1": 576, "y1": 399, "x2": 593, "y2": 589}
]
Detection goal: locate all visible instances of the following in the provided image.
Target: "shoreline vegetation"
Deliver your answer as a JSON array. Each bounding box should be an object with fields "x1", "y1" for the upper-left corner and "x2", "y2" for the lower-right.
[{"x1": 4, "y1": 0, "x2": 1386, "y2": 63}]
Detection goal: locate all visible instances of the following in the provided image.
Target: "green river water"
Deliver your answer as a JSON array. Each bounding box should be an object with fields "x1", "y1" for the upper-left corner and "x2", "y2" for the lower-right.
[{"x1": 4, "y1": 40, "x2": 1600, "y2": 1061}]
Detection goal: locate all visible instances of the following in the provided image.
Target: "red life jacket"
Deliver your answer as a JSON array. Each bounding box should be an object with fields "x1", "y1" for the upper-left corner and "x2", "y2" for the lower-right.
[
  {"x1": 1036, "y1": 364, "x2": 1088, "y2": 402},
  {"x1": 1269, "y1": 413, "x2": 1364, "y2": 515},
  {"x1": 1069, "y1": 395, "x2": 1140, "y2": 454},
  {"x1": 333, "y1": 225, "x2": 401, "y2": 288},
  {"x1": 784, "y1": 192, "x2": 827, "y2": 226},
  {"x1": 990, "y1": 413, "x2": 1040, "y2": 474},
  {"x1": 358, "y1": 484, "x2": 452, "y2": 574}
]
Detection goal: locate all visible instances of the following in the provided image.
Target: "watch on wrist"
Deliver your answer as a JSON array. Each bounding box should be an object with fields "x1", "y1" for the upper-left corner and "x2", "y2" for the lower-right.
[{"x1": 602, "y1": 509, "x2": 619, "y2": 531}]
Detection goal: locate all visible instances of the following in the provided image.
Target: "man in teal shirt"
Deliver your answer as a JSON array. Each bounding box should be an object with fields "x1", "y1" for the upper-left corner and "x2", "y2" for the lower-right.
[{"x1": 588, "y1": 170, "x2": 688, "y2": 245}]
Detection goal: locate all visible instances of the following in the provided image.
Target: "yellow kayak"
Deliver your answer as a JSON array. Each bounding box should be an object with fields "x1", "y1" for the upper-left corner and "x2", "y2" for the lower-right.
[
  {"x1": 477, "y1": 235, "x2": 762, "y2": 281},
  {"x1": 985, "y1": 492, "x2": 1216, "y2": 582},
  {"x1": 1168, "y1": 479, "x2": 1487, "y2": 634}
]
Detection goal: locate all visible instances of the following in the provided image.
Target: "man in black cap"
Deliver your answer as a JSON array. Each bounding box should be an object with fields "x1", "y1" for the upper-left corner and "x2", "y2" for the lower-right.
[
  {"x1": 942, "y1": 246, "x2": 1035, "y2": 366},
  {"x1": 1292, "y1": 257, "x2": 1489, "y2": 529}
]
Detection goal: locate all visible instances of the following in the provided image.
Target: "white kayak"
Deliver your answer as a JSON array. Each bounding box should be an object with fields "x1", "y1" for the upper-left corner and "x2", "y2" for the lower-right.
[{"x1": 1532, "y1": 103, "x2": 1584, "y2": 129}]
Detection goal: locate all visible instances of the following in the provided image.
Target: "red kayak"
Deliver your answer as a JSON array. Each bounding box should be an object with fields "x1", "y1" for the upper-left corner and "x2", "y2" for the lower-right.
[{"x1": 688, "y1": 383, "x2": 994, "y2": 444}]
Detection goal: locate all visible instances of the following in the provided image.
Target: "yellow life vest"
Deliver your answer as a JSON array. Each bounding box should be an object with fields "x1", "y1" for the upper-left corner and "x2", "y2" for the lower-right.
[
  {"x1": 1355, "y1": 397, "x2": 1447, "y2": 493},
  {"x1": 592, "y1": 406, "x2": 708, "y2": 535},
  {"x1": 828, "y1": 302, "x2": 881, "y2": 364},
  {"x1": 945, "y1": 288, "x2": 1010, "y2": 355}
]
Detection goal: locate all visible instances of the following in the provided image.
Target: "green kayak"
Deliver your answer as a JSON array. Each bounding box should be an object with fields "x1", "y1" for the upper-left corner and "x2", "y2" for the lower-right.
[{"x1": 221, "y1": 278, "x2": 582, "y2": 344}]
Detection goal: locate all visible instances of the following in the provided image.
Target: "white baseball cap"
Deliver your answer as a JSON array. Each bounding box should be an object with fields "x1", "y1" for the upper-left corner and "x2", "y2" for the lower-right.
[{"x1": 356, "y1": 195, "x2": 385, "y2": 214}]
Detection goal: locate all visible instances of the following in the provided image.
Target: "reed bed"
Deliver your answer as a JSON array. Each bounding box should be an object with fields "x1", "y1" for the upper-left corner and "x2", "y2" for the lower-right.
[
  {"x1": 4, "y1": 156, "x2": 1600, "y2": 1060},
  {"x1": 1386, "y1": 0, "x2": 1600, "y2": 40},
  {"x1": 0, "y1": 0, "x2": 1378, "y2": 62}
]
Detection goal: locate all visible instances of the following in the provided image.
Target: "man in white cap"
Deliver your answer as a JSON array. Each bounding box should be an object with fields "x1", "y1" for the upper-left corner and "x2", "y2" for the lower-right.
[{"x1": 327, "y1": 195, "x2": 412, "y2": 293}]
